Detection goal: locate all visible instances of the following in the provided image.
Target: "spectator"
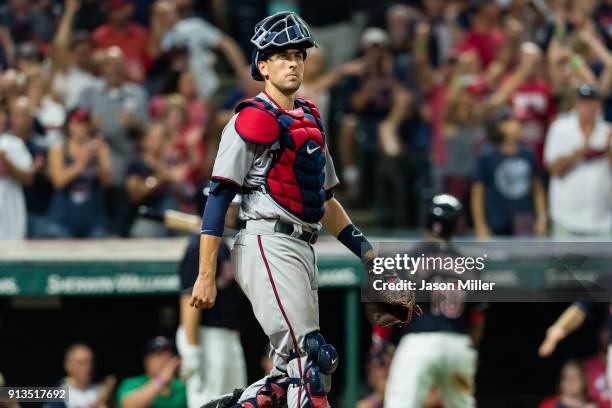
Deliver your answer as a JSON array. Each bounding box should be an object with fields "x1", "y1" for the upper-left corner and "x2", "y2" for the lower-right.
[
  {"x1": 77, "y1": 46, "x2": 148, "y2": 235},
  {"x1": 125, "y1": 123, "x2": 179, "y2": 237},
  {"x1": 544, "y1": 84, "x2": 611, "y2": 238},
  {"x1": 583, "y1": 327, "x2": 611, "y2": 408},
  {"x1": 0, "y1": 0, "x2": 54, "y2": 47},
  {"x1": 44, "y1": 343, "x2": 116, "y2": 408},
  {"x1": 0, "y1": 104, "x2": 33, "y2": 239},
  {"x1": 27, "y1": 73, "x2": 66, "y2": 146},
  {"x1": 6, "y1": 96, "x2": 52, "y2": 238},
  {"x1": 160, "y1": 95, "x2": 205, "y2": 197},
  {"x1": 47, "y1": 108, "x2": 111, "y2": 238},
  {"x1": 539, "y1": 360, "x2": 597, "y2": 408},
  {"x1": 435, "y1": 49, "x2": 486, "y2": 231},
  {"x1": 93, "y1": 0, "x2": 150, "y2": 83},
  {"x1": 51, "y1": 0, "x2": 98, "y2": 110},
  {"x1": 116, "y1": 336, "x2": 187, "y2": 408},
  {"x1": 456, "y1": 0, "x2": 506, "y2": 68},
  {"x1": 356, "y1": 343, "x2": 394, "y2": 408},
  {"x1": 149, "y1": 0, "x2": 250, "y2": 98},
  {"x1": 471, "y1": 107, "x2": 547, "y2": 238},
  {"x1": 344, "y1": 28, "x2": 394, "y2": 206},
  {"x1": 488, "y1": 42, "x2": 555, "y2": 166},
  {"x1": 376, "y1": 84, "x2": 433, "y2": 228}
]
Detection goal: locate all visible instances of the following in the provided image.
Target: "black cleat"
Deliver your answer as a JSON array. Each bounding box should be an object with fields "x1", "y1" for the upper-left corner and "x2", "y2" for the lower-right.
[{"x1": 201, "y1": 388, "x2": 244, "y2": 408}]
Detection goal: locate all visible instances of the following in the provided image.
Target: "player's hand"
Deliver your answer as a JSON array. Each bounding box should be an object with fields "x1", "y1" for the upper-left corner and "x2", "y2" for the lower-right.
[
  {"x1": 190, "y1": 275, "x2": 217, "y2": 309},
  {"x1": 538, "y1": 326, "x2": 565, "y2": 357}
]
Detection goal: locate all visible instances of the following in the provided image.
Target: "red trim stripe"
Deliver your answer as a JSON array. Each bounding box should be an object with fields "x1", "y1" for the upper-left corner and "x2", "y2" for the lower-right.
[{"x1": 257, "y1": 235, "x2": 304, "y2": 408}]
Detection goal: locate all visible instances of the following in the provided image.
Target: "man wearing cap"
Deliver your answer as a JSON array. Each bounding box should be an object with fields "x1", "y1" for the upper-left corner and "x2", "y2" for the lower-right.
[
  {"x1": 191, "y1": 11, "x2": 376, "y2": 408},
  {"x1": 116, "y1": 336, "x2": 187, "y2": 408},
  {"x1": 544, "y1": 84, "x2": 612, "y2": 238}
]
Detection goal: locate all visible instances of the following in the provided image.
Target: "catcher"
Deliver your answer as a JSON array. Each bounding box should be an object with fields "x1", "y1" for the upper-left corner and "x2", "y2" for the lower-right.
[{"x1": 190, "y1": 11, "x2": 414, "y2": 408}]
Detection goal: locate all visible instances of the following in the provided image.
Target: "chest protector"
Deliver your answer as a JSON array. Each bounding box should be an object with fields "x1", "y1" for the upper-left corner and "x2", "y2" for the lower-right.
[{"x1": 234, "y1": 96, "x2": 326, "y2": 223}]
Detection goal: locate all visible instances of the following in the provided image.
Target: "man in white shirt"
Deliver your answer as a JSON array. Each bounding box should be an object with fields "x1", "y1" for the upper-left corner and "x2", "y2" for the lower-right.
[
  {"x1": 0, "y1": 132, "x2": 33, "y2": 239},
  {"x1": 150, "y1": 0, "x2": 249, "y2": 98},
  {"x1": 544, "y1": 84, "x2": 612, "y2": 238}
]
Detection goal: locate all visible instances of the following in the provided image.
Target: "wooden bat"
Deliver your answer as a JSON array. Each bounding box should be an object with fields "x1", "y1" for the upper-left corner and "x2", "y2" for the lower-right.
[{"x1": 138, "y1": 206, "x2": 202, "y2": 233}]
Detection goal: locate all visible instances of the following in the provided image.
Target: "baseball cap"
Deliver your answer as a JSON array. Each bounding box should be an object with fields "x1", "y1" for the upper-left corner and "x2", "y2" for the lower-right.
[
  {"x1": 144, "y1": 336, "x2": 176, "y2": 355},
  {"x1": 108, "y1": 0, "x2": 131, "y2": 10},
  {"x1": 577, "y1": 83, "x2": 602, "y2": 100},
  {"x1": 361, "y1": 27, "x2": 389, "y2": 48},
  {"x1": 67, "y1": 108, "x2": 91, "y2": 123}
]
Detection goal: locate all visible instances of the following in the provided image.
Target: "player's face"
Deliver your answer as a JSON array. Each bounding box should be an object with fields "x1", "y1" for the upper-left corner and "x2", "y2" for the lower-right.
[{"x1": 259, "y1": 49, "x2": 305, "y2": 93}]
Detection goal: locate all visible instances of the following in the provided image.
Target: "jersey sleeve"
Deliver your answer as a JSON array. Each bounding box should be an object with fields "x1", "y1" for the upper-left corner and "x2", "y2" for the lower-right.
[
  {"x1": 323, "y1": 143, "x2": 339, "y2": 190},
  {"x1": 211, "y1": 114, "x2": 256, "y2": 187}
]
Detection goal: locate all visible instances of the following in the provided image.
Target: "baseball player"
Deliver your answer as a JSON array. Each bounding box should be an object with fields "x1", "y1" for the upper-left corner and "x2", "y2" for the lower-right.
[
  {"x1": 378, "y1": 195, "x2": 486, "y2": 408},
  {"x1": 539, "y1": 275, "x2": 612, "y2": 407},
  {"x1": 190, "y1": 11, "x2": 382, "y2": 408}
]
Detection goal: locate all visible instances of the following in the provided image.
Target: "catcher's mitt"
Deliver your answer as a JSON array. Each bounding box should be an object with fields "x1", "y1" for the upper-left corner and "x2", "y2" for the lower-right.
[{"x1": 362, "y1": 260, "x2": 417, "y2": 327}]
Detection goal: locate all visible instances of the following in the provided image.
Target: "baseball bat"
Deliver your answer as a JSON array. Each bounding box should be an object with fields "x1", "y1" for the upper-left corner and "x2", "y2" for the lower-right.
[{"x1": 138, "y1": 206, "x2": 202, "y2": 233}]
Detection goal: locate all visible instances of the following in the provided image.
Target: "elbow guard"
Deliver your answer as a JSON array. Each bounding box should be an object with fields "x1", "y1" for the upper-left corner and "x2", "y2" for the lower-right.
[{"x1": 200, "y1": 181, "x2": 240, "y2": 236}]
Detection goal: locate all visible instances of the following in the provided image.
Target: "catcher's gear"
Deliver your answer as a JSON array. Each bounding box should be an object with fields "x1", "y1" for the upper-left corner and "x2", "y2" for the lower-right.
[
  {"x1": 425, "y1": 194, "x2": 462, "y2": 240},
  {"x1": 363, "y1": 260, "x2": 417, "y2": 327},
  {"x1": 239, "y1": 376, "x2": 289, "y2": 408},
  {"x1": 201, "y1": 388, "x2": 244, "y2": 408},
  {"x1": 302, "y1": 331, "x2": 337, "y2": 405},
  {"x1": 250, "y1": 11, "x2": 316, "y2": 81},
  {"x1": 235, "y1": 96, "x2": 327, "y2": 223}
]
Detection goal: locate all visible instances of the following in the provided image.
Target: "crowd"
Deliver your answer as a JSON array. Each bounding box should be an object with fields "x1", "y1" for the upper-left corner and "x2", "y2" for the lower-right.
[{"x1": 0, "y1": 0, "x2": 610, "y2": 240}]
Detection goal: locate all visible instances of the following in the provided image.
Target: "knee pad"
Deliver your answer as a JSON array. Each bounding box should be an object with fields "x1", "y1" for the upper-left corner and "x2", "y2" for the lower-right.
[
  {"x1": 303, "y1": 331, "x2": 339, "y2": 398},
  {"x1": 304, "y1": 331, "x2": 339, "y2": 375}
]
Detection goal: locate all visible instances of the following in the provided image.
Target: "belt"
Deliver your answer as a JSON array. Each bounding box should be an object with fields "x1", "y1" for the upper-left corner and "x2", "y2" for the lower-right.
[{"x1": 274, "y1": 221, "x2": 318, "y2": 244}]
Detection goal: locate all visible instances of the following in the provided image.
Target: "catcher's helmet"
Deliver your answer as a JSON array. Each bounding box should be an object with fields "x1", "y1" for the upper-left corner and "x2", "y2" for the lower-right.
[
  {"x1": 250, "y1": 11, "x2": 316, "y2": 81},
  {"x1": 425, "y1": 194, "x2": 462, "y2": 240}
]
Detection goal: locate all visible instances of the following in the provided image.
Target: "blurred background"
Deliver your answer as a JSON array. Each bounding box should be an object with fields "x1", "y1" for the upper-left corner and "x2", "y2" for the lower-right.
[{"x1": 0, "y1": 0, "x2": 611, "y2": 407}]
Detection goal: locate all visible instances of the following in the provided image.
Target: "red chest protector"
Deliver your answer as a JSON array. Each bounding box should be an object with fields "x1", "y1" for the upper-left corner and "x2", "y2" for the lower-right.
[{"x1": 234, "y1": 96, "x2": 327, "y2": 223}]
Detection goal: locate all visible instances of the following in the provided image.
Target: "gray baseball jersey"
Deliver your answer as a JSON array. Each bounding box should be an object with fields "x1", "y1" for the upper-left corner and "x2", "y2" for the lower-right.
[{"x1": 211, "y1": 93, "x2": 339, "y2": 230}]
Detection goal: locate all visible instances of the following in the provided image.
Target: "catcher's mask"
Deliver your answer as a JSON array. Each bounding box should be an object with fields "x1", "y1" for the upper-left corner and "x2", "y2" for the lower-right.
[
  {"x1": 250, "y1": 11, "x2": 316, "y2": 81},
  {"x1": 426, "y1": 194, "x2": 462, "y2": 240}
]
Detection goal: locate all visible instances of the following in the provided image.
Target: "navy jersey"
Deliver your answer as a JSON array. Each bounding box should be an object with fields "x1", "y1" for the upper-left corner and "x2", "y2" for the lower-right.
[
  {"x1": 179, "y1": 235, "x2": 249, "y2": 330},
  {"x1": 399, "y1": 241, "x2": 487, "y2": 336},
  {"x1": 575, "y1": 273, "x2": 612, "y2": 345}
]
